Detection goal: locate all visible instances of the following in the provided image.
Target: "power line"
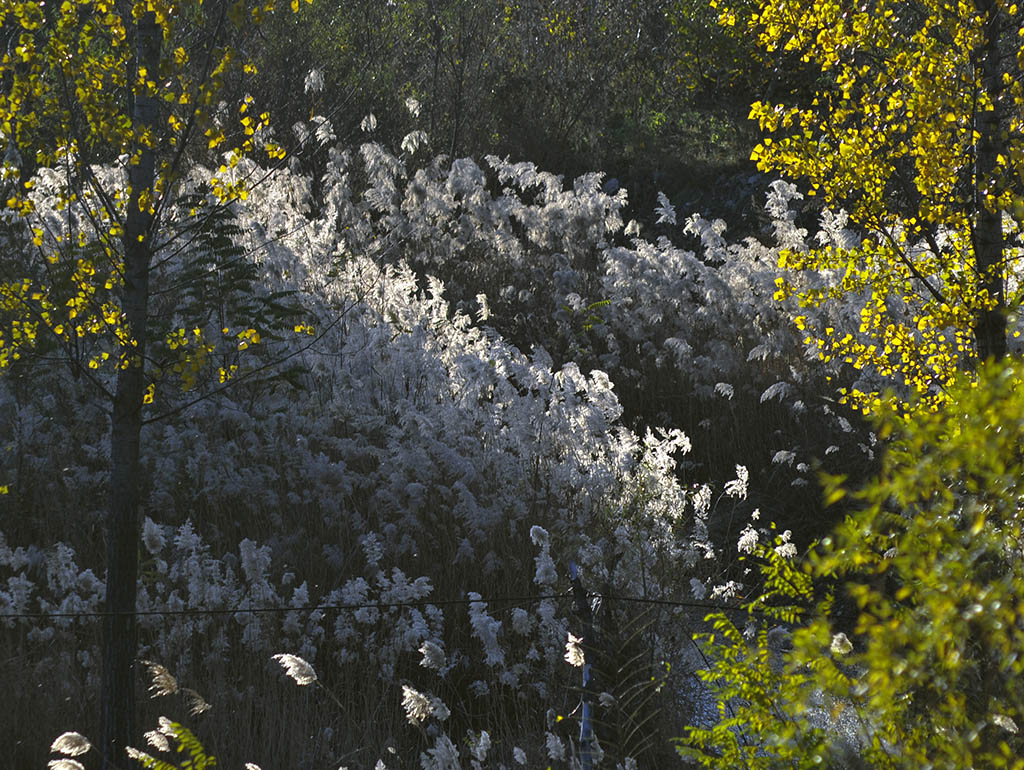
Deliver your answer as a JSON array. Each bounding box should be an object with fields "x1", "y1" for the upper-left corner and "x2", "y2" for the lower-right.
[
  {"x1": 0, "y1": 593, "x2": 559, "y2": 620},
  {"x1": 0, "y1": 591, "x2": 757, "y2": 623},
  {"x1": 598, "y1": 593, "x2": 755, "y2": 613}
]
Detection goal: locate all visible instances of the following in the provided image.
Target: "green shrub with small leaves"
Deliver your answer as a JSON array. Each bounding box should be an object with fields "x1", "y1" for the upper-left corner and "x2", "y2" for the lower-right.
[
  {"x1": 680, "y1": 362, "x2": 1024, "y2": 769},
  {"x1": 128, "y1": 723, "x2": 217, "y2": 770}
]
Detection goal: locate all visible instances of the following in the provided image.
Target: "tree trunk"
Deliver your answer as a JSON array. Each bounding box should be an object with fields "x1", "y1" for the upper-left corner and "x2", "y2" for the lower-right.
[
  {"x1": 100, "y1": 11, "x2": 159, "y2": 769},
  {"x1": 972, "y1": 0, "x2": 1007, "y2": 362}
]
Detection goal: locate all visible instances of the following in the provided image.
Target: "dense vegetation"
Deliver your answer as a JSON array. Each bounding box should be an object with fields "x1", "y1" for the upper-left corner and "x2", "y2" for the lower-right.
[{"x1": 1, "y1": 0, "x2": 1023, "y2": 768}]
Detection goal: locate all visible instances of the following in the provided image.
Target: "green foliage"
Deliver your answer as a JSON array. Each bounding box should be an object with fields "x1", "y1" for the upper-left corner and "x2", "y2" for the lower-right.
[
  {"x1": 249, "y1": 0, "x2": 764, "y2": 216},
  {"x1": 147, "y1": 193, "x2": 308, "y2": 397},
  {"x1": 129, "y1": 722, "x2": 217, "y2": 770},
  {"x1": 678, "y1": 530, "x2": 836, "y2": 768},
  {"x1": 680, "y1": 362, "x2": 1024, "y2": 769}
]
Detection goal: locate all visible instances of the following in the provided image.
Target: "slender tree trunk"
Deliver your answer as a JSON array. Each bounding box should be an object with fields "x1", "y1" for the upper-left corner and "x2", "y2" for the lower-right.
[
  {"x1": 429, "y1": 6, "x2": 442, "y2": 143},
  {"x1": 101, "y1": 11, "x2": 159, "y2": 769},
  {"x1": 972, "y1": 0, "x2": 1007, "y2": 362}
]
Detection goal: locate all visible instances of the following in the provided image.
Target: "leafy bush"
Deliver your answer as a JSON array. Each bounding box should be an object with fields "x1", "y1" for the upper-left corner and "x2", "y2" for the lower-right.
[{"x1": 680, "y1": 361, "x2": 1024, "y2": 769}]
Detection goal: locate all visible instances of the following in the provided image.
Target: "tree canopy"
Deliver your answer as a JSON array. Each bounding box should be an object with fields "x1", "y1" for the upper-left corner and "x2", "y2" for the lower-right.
[
  {"x1": 730, "y1": 0, "x2": 1024, "y2": 414},
  {"x1": 0, "y1": 1, "x2": 309, "y2": 765}
]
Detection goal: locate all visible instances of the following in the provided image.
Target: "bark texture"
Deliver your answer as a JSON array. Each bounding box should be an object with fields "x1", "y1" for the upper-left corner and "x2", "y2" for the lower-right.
[
  {"x1": 972, "y1": 0, "x2": 1007, "y2": 362},
  {"x1": 100, "y1": 11, "x2": 159, "y2": 769}
]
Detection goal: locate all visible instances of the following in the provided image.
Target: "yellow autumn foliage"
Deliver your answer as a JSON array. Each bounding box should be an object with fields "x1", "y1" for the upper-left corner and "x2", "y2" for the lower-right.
[{"x1": 728, "y1": 0, "x2": 1024, "y2": 416}]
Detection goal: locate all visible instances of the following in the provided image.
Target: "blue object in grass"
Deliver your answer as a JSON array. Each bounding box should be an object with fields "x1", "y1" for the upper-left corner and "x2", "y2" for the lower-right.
[{"x1": 570, "y1": 561, "x2": 594, "y2": 770}]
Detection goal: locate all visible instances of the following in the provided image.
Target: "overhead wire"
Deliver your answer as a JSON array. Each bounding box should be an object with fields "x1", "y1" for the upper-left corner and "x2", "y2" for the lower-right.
[{"x1": 0, "y1": 590, "x2": 761, "y2": 622}]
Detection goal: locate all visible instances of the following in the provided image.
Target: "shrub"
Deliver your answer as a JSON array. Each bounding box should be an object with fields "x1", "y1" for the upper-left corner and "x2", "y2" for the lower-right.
[{"x1": 679, "y1": 361, "x2": 1024, "y2": 769}]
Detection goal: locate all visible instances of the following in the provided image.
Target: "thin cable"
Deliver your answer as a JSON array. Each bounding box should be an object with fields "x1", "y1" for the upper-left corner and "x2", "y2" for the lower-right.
[
  {"x1": 597, "y1": 593, "x2": 757, "y2": 614},
  {"x1": 0, "y1": 593, "x2": 567, "y2": 620},
  {"x1": 0, "y1": 591, "x2": 763, "y2": 622}
]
